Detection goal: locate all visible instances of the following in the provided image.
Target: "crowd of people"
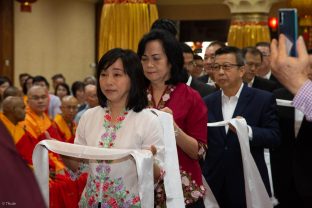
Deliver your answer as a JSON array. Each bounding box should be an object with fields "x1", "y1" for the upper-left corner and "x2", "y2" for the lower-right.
[{"x1": 0, "y1": 18, "x2": 311, "y2": 208}]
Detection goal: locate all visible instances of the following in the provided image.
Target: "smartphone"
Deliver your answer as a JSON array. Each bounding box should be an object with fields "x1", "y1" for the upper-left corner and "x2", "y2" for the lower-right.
[{"x1": 278, "y1": 8, "x2": 298, "y2": 57}]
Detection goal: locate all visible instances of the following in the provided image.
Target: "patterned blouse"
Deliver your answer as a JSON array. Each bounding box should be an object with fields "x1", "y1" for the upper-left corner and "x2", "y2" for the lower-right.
[{"x1": 74, "y1": 106, "x2": 164, "y2": 207}]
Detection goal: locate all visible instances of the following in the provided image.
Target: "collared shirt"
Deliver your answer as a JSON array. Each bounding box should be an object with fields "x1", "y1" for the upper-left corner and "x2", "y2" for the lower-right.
[
  {"x1": 262, "y1": 71, "x2": 272, "y2": 80},
  {"x1": 248, "y1": 77, "x2": 255, "y2": 87},
  {"x1": 186, "y1": 75, "x2": 192, "y2": 86},
  {"x1": 206, "y1": 77, "x2": 215, "y2": 87},
  {"x1": 293, "y1": 80, "x2": 312, "y2": 121},
  {"x1": 221, "y1": 83, "x2": 253, "y2": 139}
]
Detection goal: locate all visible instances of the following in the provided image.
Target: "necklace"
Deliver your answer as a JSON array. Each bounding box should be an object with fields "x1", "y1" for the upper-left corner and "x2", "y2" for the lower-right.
[
  {"x1": 147, "y1": 85, "x2": 175, "y2": 109},
  {"x1": 98, "y1": 108, "x2": 128, "y2": 148}
]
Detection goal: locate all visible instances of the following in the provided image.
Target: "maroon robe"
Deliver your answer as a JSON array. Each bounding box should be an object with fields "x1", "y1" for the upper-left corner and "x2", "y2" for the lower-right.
[{"x1": 0, "y1": 121, "x2": 46, "y2": 207}]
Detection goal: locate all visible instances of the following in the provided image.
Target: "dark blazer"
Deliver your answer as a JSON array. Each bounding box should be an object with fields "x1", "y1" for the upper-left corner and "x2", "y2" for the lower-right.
[
  {"x1": 197, "y1": 74, "x2": 209, "y2": 83},
  {"x1": 269, "y1": 74, "x2": 284, "y2": 89},
  {"x1": 190, "y1": 77, "x2": 216, "y2": 97},
  {"x1": 272, "y1": 88, "x2": 312, "y2": 205},
  {"x1": 0, "y1": 121, "x2": 45, "y2": 206},
  {"x1": 203, "y1": 84, "x2": 280, "y2": 207},
  {"x1": 252, "y1": 76, "x2": 278, "y2": 92}
]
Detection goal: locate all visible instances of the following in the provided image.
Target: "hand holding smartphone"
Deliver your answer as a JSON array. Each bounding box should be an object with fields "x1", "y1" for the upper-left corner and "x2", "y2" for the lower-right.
[{"x1": 278, "y1": 8, "x2": 298, "y2": 57}]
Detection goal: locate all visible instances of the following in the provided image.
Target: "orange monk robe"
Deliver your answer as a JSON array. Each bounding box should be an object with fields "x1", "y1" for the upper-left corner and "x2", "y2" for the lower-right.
[
  {"x1": 54, "y1": 114, "x2": 77, "y2": 144},
  {"x1": 0, "y1": 112, "x2": 36, "y2": 168},
  {"x1": 20, "y1": 110, "x2": 86, "y2": 208}
]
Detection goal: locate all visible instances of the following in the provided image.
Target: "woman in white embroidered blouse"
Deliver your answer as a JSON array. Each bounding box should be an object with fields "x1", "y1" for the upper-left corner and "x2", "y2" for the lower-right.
[{"x1": 64, "y1": 48, "x2": 164, "y2": 207}]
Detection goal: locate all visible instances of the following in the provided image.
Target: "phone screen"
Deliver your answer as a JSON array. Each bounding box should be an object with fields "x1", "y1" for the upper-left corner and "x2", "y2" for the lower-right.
[{"x1": 278, "y1": 8, "x2": 298, "y2": 57}]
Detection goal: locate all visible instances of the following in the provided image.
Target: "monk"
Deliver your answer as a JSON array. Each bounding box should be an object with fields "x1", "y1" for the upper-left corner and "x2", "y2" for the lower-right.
[
  {"x1": 54, "y1": 96, "x2": 79, "y2": 143},
  {"x1": 0, "y1": 96, "x2": 45, "y2": 207},
  {"x1": 20, "y1": 86, "x2": 85, "y2": 208},
  {"x1": 21, "y1": 85, "x2": 63, "y2": 141}
]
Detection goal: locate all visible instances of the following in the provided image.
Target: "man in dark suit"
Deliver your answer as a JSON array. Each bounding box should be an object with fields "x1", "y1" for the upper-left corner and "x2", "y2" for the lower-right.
[
  {"x1": 242, "y1": 47, "x2": 278, "y2": 92},
  {"x1": 272, "y1": 87, "x2": 312, "y2": 208},
  {"x1": 198, "y1": 41, "x2": 225, "y2": 85},
  {"x1": 203, "y1": 47, "x2": 280, "y2": 207},
  {"x1": 180, "y1": 42, "x2": 216, "y2": 97},
  {"x1": 256, "y1": 42, "x2": 283, "y2": 88}
]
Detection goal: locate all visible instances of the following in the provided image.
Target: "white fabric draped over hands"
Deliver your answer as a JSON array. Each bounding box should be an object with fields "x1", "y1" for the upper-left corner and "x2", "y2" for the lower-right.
[
  {"x1": 32, "y1": 110, "x2": 184, "y2": 208},
  {"x1": 207, "y1": 118, "x2": 272, "y2": 208},
  {"x1": 32, "y1": 140, "x2": 154, "y2": 208}
]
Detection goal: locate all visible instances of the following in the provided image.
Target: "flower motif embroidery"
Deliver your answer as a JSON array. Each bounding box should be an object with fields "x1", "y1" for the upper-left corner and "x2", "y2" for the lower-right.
[
  {"x1": 147, "y1": 85, "x2": 175, "y2": 109},
  {"x1": 154, "y1": 168, "x2": 206, "y2": 207},
  {"x1": 98, "y1": 109, "x2": 128, "y2": 148},
  {"x1": 162, "y1": 94, "x2": 170, "y2": 102},
  {"x1": 79, "y1": 162, "x2": 141, "y2": 207}
]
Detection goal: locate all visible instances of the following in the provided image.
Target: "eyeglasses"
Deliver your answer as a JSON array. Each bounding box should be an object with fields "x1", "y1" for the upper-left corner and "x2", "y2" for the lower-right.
[
  {"x1": 29, "y1": 95, "x2": 48, "y2": 101},
  {"x1": 184, "y1": 61, "x2": 196, "y2": 68},
  {"x1": 211, "y1": 63, "x2": 242, "y2": 71},
  {"x1": 261, "y1": 53, "x2": 270, "y2": 57},
  {"x1": 246, "y1": 62, "x2": 262, "y2": 68}
]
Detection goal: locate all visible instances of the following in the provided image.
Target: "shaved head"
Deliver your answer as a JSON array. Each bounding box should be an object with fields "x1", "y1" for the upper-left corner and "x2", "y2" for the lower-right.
[
  {"x1": 61, "y1": 95, "x2": 78, "y2": 104},
  {"x1": 27, "y1": 85, "x2": 49, "y2": 115},
  {"x1": 61, "y1": 95, "x2": 79, "y2": 122},
  {"x1": 27, "y1": 85, "x2": 45, "y2": 97},
  {"x1": 2, "y1": 96, "x2": 26, "y2": 124}
]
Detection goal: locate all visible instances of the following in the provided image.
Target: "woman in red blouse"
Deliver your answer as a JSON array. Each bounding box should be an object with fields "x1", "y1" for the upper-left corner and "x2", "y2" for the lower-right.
[{"x1": 138, "y1": 29, "x2": 208, "y2": 207}]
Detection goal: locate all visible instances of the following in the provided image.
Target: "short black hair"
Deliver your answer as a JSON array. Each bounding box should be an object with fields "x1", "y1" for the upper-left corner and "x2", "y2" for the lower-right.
[
  {"x1": 242, "y1": 47, "x2": 263, "y2": 62},
  {"x1": 55, "y1": 83, "x2": 70, "y2": 96},
  {"x1": 208, "y1": 41, "x2": 226, "y2": 48},
  {"x1": 150, "y1": 18, "x2": 177, "y2": 37},
  {"x1": 256, "y1": 42, "x2": 270, "y2": 49},
  {"x1": 215, "y1": 46, "x2": 245, "y2": 66},
  {"x1": 32, "y1": 75, "x2": 50, "y2": 88},
  {"x1": 137, "y1": 29, "x2": 188, "y2": 85},
  {"x1": 180, "y1": 42, "x2": 194, "y2": 55},
  {"x1": 194, "y1": 54, "x2": 203, "y2": 61},
  {"x1": 22, "y1": 76, "x2": 33, "y2": 95},
  {"x1": 0, "y1": 76, "x2": 12, "y2": 87},
  {"x1": 97, "y1": 48, "x2": 147, "y2": 112},
  {"x1": 71, "y1": 81, "x2": 85, "y2": 98},
  {"x1": 19, "y1": 73, "x2": 30, "y2": 80},
  {"x1": 51, "y1": 73, "x2": 65, "y2": 81}
]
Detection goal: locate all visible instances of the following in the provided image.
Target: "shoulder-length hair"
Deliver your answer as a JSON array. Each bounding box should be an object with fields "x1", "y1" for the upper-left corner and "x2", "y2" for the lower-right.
[
  {"x1": 137, "y1": 29, "x2": 188, "y2": 85},
  {"x1": 54, "y1": 83, "x2": 70, "y2": 96},
  {"x1": 96, "y1": 48, "x2": 148, "y2": 112}
]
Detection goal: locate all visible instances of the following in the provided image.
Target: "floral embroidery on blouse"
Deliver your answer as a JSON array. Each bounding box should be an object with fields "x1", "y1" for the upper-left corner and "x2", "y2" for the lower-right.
[
  {"x1": 78, "y1": 108, "x2": 141, "y2": 207},
  {"x1": 154, "y1": 168, "x2": 206, "y2": 207},
  {"x1": 147, "y1": 85, "x2": 175, "y2": 109},
  {"x1": 98, "y1": 109, "x2": 128, "y2": 148},
  {"x1": 79, "y1": 163, "x2": 141, "y2": 208}
]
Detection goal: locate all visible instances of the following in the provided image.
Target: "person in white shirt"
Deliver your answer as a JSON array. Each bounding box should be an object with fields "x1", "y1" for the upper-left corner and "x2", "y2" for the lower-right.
[
  {"x1": 63, "y1": 48, "x2": 165, "y2": 207},
  {"x1": 203, "y1": 46, "x2": 280, "y2": 208}
]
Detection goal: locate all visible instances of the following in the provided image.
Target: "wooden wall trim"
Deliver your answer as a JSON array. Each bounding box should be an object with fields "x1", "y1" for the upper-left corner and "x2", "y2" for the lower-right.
[{"x1": 0, "y1": 0, "x2": 14, "y2": 82}]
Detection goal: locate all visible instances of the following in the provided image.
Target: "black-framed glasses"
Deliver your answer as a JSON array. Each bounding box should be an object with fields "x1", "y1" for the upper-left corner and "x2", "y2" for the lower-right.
[
  {"x1": 246, "y1": 62, "x2": 262, "y2": 68},
  {"x1": 211, "y1": 63, "x2": 242, "y2": 71},
  {"x1": 261, "y1": 53, "x2": 270, "y2": 57},
  {"x1": 184, "y1": 61, "x2": 196, "y2": 68}
]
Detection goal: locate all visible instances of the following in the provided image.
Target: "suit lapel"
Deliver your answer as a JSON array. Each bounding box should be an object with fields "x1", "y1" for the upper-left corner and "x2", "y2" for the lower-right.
[
  {"x1": 252, "y1": 76, "x2": 258, "y2": 88},
  {"x1": 232, "y1": 84, "x2": 253, "y2": 118}
]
